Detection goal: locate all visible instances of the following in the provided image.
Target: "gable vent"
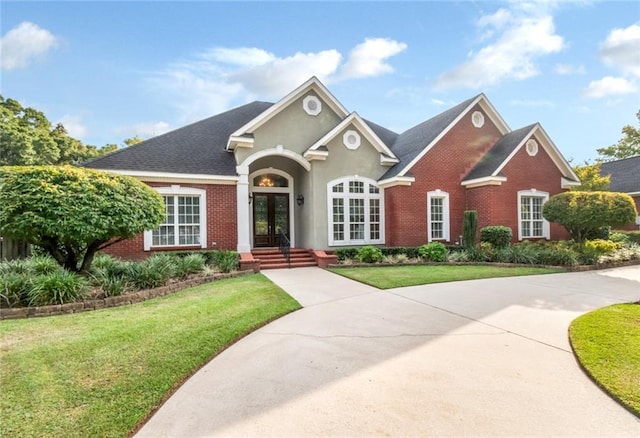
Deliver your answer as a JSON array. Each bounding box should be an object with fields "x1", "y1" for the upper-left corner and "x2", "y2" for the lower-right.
[{"x1": 303, "y1": 95, "x2": 322, "y2": 116}]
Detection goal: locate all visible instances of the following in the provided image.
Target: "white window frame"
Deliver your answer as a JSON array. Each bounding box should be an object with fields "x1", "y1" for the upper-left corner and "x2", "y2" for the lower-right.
[
  {"x1": 327, "y1": 176, "x2": 384, "y2": 246},
  {"x1": 517, "y1": 189, "x2": 550, "y2": 240},
  {"x1": 427, "y1": 190, "x2": 450, "y2": 242},
  {"x1": 144, "y1": 185, "x2": 207, "y2": 250}
]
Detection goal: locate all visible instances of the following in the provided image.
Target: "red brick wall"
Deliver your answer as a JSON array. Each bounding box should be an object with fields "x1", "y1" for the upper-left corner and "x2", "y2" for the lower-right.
[
  {"x1": 102, "y1": 182, "x2": 237, "y2": 260},
  {"x1": 385, "y1": 104, "x2": 503, "y2": 247},
  {"x1": 466, "y1": 134, "x2": 571, "y2": 241}
]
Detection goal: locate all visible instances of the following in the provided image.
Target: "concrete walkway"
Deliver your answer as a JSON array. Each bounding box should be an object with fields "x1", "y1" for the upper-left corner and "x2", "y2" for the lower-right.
[{"x1": 136, "y1": 266, "x2": 640, "y2": 437}]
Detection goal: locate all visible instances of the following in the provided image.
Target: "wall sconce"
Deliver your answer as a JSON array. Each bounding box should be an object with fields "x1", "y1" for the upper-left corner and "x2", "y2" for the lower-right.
[
  {"x1": 248, "y1": 193, "x2": 253, "y2": 204},
  {"x1": 296, "y1": 194, "x2": 304, "y2": 206}
]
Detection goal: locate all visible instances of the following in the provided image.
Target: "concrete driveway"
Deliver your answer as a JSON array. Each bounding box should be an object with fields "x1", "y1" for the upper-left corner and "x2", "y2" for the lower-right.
[{"x1": 136, "y1": 266, "x2": 640, "y2": 437}]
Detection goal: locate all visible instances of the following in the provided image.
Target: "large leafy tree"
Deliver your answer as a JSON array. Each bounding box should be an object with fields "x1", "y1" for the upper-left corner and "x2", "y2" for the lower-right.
[
  {"x1": 543, "y1": 191, "x2": 637, "y2": 242},
  {"x1": 571, "y1": 161, "x2": 610, "y2": 191},
  {"x1": 0, "y1": 95, "x2": 117, "y2": 166},
  {"x1": 0, "y1": 166, "x2": 165, "y2": 274},
  {"x1": 597, "y1": 110, "x2": 640, "y2": 161}
]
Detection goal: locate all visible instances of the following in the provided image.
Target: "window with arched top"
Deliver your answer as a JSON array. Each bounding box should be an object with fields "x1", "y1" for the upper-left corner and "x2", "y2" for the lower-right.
[{"x1": 328, "y1": 177, "x2": 384, "y2": 246}]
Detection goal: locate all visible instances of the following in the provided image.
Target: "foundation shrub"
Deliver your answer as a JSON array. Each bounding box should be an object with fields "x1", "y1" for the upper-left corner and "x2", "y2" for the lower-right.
[
  {"x1": 211, "y1": 251, "x2": 239, "y2": 273},
  {"x1": 126, "y1": 254, "x2": 175, "y2": 290},
  {"x1": 0, "y1": 273, "x2": 31, "y2": 307},
  {"x1": 27, "y1": 271, "x2": 89, "y2": 306},
  {"x1": 335, "y1": 248, "x2": 359, "y2": 261},
  {"x1": 480, "y1": 226, "x2": 512, "y2": 249},
  {"x1": 356, "y1": 246, "x2": 384, "y2": 263},
  {"x1": 418, "y1": 242, "x2": 448, "y2": 262},
  {"x1": 174, "y1": 253, "x2": 206, "y2": 278}
]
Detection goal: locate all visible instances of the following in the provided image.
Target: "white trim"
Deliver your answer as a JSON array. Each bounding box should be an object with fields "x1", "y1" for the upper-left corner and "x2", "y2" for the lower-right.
[
  {"x1": 144, "y1": 186, "x2": 207, "y2": 251},
  {"x1": 343, "y1": 130, "x2": 361, "y2": 150},
  {"x1": 377, "y1": 175, "x2": 416, "y2": 189},
  {"x1": 303, "y1": 95, "x2": 322, "y2": 116},
  {"x1": 626, "y1": 191, "x2": 640, "y2": 196},
  {"x1": 327, "y1": 176, "x2": 385, "y2": 246},
  {"x1": 98, "y1": 169, "x2": 238, "y2": 185},
  {"x1": 526, "y1": 139, "x2": 539, "y2": 156},
  {"x1": 305, "y1": 112, "x2": 399, "y2": 163},
  {"x1": 249, "y1": 168, "x2": 296, "y2": 248},
  {"x1": 517, "y1": 189, "x2": 550, "y2": 240},
  {"x1": 227, "y1": 135, "x2": 254, "y2": 150},
  {"x1": 396, "y1": 94, "x2": 510, "y2": 178},
  {"x1": 472, "y1": 111, "x2": 485, "y2": 128},
  {"x1": 561, "y1": 177, "x2": 581, "y2": 189},
  {"x1": 240, "y1": 145, "x2": 311, "y2": 172},
  {"x1": 227, "y1": 77, "x2": 349, "y2": 150},
  {"x1": 492, "y1": 124, "x2": 579, "y2": 183},
  {"x1": 427, "y1": 190, "x2": 450, "y2": 242},
  {"x1": 460, "y1": 176, "x2": 507, "y2": 188},
  {"x1": 236, "y1": 166, "x2": 251, "y2": 253}
]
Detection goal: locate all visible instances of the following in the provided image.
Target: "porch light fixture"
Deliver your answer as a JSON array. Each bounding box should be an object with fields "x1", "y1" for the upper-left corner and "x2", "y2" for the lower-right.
[{"x1": 296, "y1": 194, "x2": 304, "y2": 206}]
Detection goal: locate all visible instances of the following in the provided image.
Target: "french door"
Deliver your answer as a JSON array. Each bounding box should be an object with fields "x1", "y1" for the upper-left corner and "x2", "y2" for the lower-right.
[{"x1": 253, "y1": 193, "x2": 289, "y2": 247}]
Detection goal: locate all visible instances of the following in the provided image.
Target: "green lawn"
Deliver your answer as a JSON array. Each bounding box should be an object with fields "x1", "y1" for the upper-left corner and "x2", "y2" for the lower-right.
[
  {"x1": 0, "y1": 274, "x2": 301, "y2": 438},
  {"x1": 329, "y1": 265, "x2": 565, "y2": 289},
  {"x1": 569, "y1": 303, "x2": 640, "y2": 416}
]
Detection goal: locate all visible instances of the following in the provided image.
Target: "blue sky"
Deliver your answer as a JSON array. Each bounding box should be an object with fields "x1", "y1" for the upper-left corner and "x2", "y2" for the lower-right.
[{"x1": 1, "y1": 1, "x2": 639, "y2": 162}]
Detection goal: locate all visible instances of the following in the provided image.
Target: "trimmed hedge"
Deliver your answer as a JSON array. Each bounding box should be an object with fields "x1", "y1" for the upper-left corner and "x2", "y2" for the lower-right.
[{"x1": 480, "y1": 226, "x2": 512, "y2": 248}]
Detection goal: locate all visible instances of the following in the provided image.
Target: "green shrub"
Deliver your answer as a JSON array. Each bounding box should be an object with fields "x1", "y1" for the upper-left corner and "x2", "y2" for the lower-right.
[
  {"x1": 462, "y1": 210, "x2": 478, "y2": 249},
  {"x1": 396, "y1": 254, "x2": 409, "y2": 263},
  {"x1": 418, "y1": 242, "x2": 448, "y2": 262},
  {"x1": 614, "y1": 230, "x2": 640, "y2": 244},
  {"x1": 543, "y1": 191, "x2": 637, "y2": 243},
  {"x1": 91, "y1": 253, "x2": 131, "y2": 277},
  {"x1": 213, "y1": 251, "x2": 239, "y2": 273},
  {"x1": 609, "y1": 232, "x2": 630, "y2": 244},
  {"x1": 335, "y1": 247, "x2": 359, "y2": 261},
  {"x1": 0, "y1": 273, "x2": 31, "y2": 307},
  {"x1": 380, "y1": 247, "x2": 421, "y2": 259},
  {"x1": 27, "y1": 271, "x2": 88, "y2": 306},
  {"x1": 90, "y1": 268, "x2": 129, "y2": 297},
  {"x1": 126, "y1": 254, "x2": 175, "y2": 290},
  {"x1": 0, "y1": 258, "x2": 31, "y2": 276},
  {"x1": 174, "y1": 253, "x2": 206, "y2": 278},
  {"x1": 356, "y1": 246, "x2": 383, "y2": 263},
  {"x1": 536, "y1": 245, "x2": 579, "y2": 266},
  {"x1": 27, "y1": 255, "x2": 63, "y2": 275},
  {"x1": 480, "y1": 226, "x2": 512, "y2": 249},
  {"x1": 500, "y1": 243, "x2": 539, "y2": 264}
]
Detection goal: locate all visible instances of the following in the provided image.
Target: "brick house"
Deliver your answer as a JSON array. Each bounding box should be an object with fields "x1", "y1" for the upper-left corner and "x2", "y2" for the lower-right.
[
  {"x1": 83, "y1": 77, "x2": 579, "y2": 267},
  {"x1": 600, "y1": 156, "x2": 640, "y2": 230}
]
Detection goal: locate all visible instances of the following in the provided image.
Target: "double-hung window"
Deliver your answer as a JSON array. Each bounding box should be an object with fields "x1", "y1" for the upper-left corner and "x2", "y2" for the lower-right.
[
  {"x1": 427, "y1": 190, "x2": 450, "y2": 242},
  {"x1": 518, "y1": 190, "x2": 549, "y2": 240},
  {"x1": 329, "y1": 177, "x2": 383, "y2": 246},
  {"x1": 144, "y1": 186, "x2": 207, "y2": 250}
]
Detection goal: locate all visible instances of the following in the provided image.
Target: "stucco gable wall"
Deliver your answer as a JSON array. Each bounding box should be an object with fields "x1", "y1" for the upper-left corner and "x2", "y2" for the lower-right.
[
  {"x1": 305, "y1": 125, "x2": 389, "y2": 249},
  {"x1": 467, "y1": 134, "x2": 570, "y2": 241},
  {"x1": 385, "y1": 104, "x2": 503, "y2": 246},
  {"x1": 235, "y1": 92, "x2": 343, "y2": 164}
]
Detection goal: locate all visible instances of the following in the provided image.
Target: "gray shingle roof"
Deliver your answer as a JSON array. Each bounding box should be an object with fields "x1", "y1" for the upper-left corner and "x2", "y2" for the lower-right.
[
  {"x1": 600, "y1": 156, "x2": 640, "y2": 193},
  {"x1": 463, "y1": 124, "x2": 536, "y2": 181},
  {"x1": 81, "y1": 101, "x2": 273, "y2": 176},
  {"x1": 381, "y1": 95, "x2": 480, "y2": 180},
  {"x1": 363, "y1": 119, "x2": 398, "y2": 149}
]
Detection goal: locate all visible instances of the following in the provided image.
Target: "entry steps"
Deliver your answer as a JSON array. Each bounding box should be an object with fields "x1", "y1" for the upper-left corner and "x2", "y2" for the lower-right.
[{"x1": 251, "y1": 248, "x2": 317, "y2": 270}]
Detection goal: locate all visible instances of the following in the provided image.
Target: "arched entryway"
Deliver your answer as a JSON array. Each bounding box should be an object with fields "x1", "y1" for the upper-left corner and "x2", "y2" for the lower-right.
[{"x1": 249, "y1": 169, "x2": 295, "y2": 248}]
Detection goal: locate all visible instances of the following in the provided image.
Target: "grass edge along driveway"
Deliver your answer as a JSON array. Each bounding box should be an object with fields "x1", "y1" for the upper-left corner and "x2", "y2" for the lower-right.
[
  {"x1": 0, "y1": 274, "x2": 301, "y2": 438},
  {"x1": 569, "y1": 303, "x2": 640, "y2": 417},
  {"x1": 329, "y1": 264, "x2": 565, "y2": 289}
]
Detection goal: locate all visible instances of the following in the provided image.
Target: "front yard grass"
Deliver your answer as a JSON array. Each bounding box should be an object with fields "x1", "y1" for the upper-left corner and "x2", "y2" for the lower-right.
[
  {"x1": 0, "y1": 274, "x2": 301, "y2": 438},
  {"x1": 569, "y1": 303, "x2": 640, "y2": 416},
  {"x1": 329, "y1": 265, "x2": 565, "y2": 289}
]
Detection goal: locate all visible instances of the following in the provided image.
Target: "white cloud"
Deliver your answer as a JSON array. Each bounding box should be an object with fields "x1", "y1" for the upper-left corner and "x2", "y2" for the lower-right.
[
  {"x1": 201, "y1": 47, "x2": 276, "y2": 67},
  {"x1": 116, "y1": 121, "x2": 172, "y2": 139},
  {"x1": 150, "y1": 38, "x2": 406, "y2": 122},
  {"x1": 582, "y1": 76, "x2": 638, "y2": 98},
  {"x1": 598, "y1": 23, "x2": 640, "y2": 77},
  {"x1": 57, "y1": 115, "x2": 87, "y2": 139},
  {"x1": 0, "y1": 22, "x2": 58, "y2": 71},
  {"x1": 434, "y1": 10, "x2": 565, "y2": 90},
  {"x1": 229, "y1": 49, "x2": 342, "y2": 97},
  {"x1": 554, "y1": 63, "x2": 586, "y2": 75},
  {"x1": 340, "y1": 38, "x2": 407, "y2": 79}
]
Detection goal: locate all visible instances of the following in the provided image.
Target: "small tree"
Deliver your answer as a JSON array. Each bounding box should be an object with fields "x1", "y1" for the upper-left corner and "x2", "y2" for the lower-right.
[
  {"x1": 542, "y1": 191, "x2": 637, "y2": 243},
  {"x1": 462, "y1": 210, "x2": 478, "y2": 249},
  {"x1": 571, "y1": 161, "x2": 610, "y2": 191},
  {"x1": 0, "y1": 166, "x2": 165, "y2": 274}
]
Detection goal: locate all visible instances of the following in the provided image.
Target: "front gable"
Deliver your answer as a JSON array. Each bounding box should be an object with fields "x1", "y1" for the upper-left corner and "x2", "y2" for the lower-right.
[
  {"x1": 304, "y1": 112, "x2": 399, "y2": 167},
  {"x1": 462, "y1": 123, "x2": 579, "y2": 189}
]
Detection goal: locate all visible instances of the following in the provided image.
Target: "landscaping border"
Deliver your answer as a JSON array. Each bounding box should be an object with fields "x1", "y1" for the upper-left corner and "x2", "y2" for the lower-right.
[
  {"x1": 327, "y1": 259, "x2": 640, "y2": 271},
  {"x1": 0, "y1": 270, "x2": 254, "y2": 320}
]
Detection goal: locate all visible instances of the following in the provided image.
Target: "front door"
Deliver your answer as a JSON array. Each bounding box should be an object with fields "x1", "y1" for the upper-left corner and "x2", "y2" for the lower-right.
[{"x1": 253, "y1": 193, "x2": 289, "y2": 247}]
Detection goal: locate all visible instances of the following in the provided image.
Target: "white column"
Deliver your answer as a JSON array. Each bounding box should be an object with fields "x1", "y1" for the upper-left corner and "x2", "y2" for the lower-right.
[{"x1": 236, "y1": 165, "x2": 251, "y2": 253}]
